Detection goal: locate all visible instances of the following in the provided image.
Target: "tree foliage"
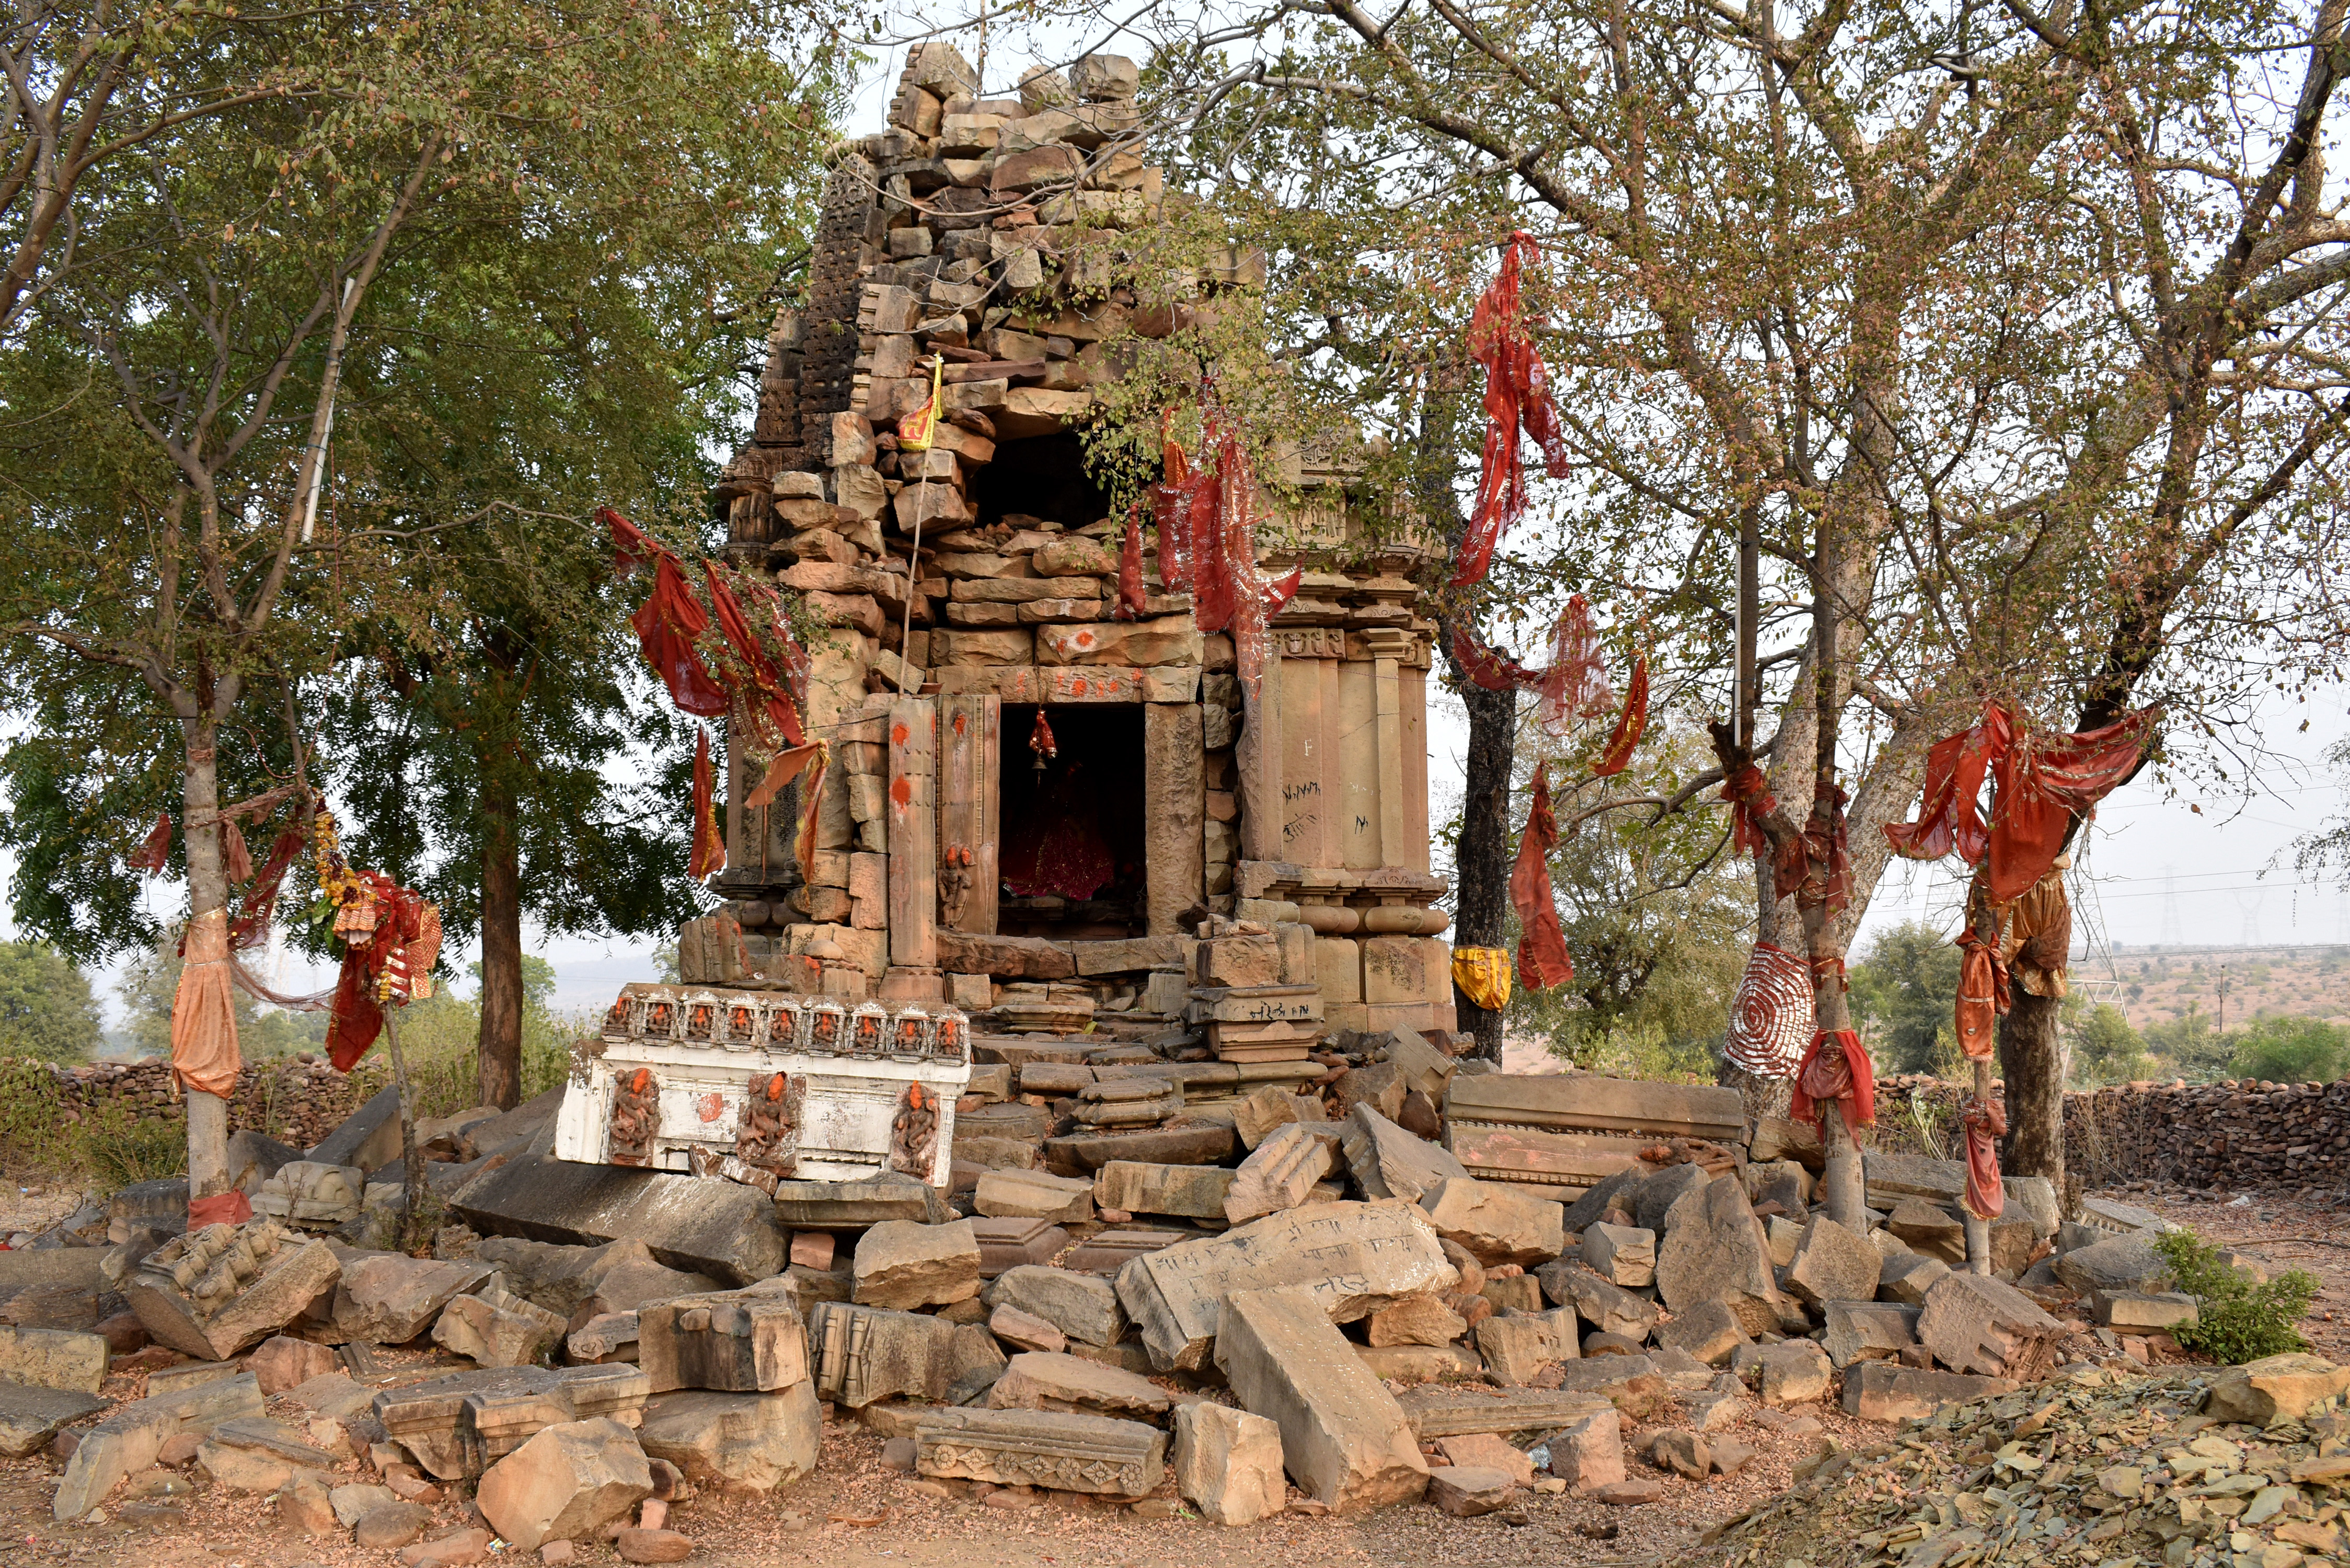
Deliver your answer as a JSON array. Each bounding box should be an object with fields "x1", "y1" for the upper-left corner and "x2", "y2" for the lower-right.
[
  {"x1": 0, "y1": 940, "x2": 101, "y2": 1061},
  {"x1": 1850, "y1": 921, "x2": 1964, "y2": 1076}
]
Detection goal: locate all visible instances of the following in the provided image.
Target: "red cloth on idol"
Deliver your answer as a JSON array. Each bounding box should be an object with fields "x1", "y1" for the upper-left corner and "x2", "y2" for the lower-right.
[
  {"x1": 323, "y1": 873, "x2": 423, "y2": 1072},
  {"x1": 1960, "y1": 1095, "x2": 2008, "y2": 1220},
  {"x1": 1452, "y1": 232, "x2": 1570, "y2": 588},
  {"x1": 1593, "y1": 654, "x2": 1648, "y2": 776},
  {"x1": 1885, "y1": 701, "x2": 2158, "y2": 901},
  {"x1": 1789, "y1": 1028, "x2": 1875, "y2": 1137},
  {"x1": 1510, "y1": 763, "x2": 1575, "y2": 990}
]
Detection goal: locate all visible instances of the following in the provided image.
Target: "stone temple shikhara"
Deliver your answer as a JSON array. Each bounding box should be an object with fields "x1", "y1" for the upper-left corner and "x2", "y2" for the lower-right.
[{"x1": 684, "y1": 40, "x2": 1457, "y2": 1048}]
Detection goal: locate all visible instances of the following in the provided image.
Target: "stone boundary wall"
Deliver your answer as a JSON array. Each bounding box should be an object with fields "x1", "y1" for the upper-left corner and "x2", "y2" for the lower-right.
[
  {"x1": 26, "y1": 1055, "x2": 361, "y2": 1151},
  {"x1": 1875, "y1": 1071, "x2": 2350, "y2": 1193}
]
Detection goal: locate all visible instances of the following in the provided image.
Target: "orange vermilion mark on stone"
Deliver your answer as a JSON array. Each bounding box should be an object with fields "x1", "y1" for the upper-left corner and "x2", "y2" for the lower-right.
[
  {"x1": 697, "y1": 1093, "x2": 727, "y2": 1122},
  {"x1": 891, "y1": 777, "x2": 913, "y2": 806},
  {"x1": 892, "y1": 722, "x2": 909, "y2": 746},
  {"x1": 1072, "y1": 678, "x2": 1090, "y2": 696},
  {"x1": 953, "y1": 712, "x2": 967, "y2": 735}
]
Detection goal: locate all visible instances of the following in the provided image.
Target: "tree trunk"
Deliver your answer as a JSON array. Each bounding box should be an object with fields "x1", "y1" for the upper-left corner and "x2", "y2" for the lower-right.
[
  {"x1": 1998, "y1": 990, "x2": 2067, "y2": 1194},
  {"x1": 181, "y1": 717, "x2": 232, "y2": 1204},
  {"x1": 478, "y1": 783, "x2": 523, "y2": 1111},
  {"x1": 1451, "y1": 672, "x2": 1516, "y2": 1063}
]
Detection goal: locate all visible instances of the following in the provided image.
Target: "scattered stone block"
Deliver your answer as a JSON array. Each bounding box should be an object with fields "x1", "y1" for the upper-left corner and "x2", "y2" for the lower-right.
[
  {"x1": 125, "y1": 1221, "x2": 341, "y2": 1362},
  {"x1": 615, "y1": 1528, "x2": 693, "y2": 1564},
  {"x1": 1886, "y1": 1197, "x2": 1969, "y2": 1264},
  {"x1": 1822, "y1": 1300, "x2": 1921, "y2": 1367},
  {"x1": 1419, "y1": 1177, "x2": 1564, "y2": 1267},
  {"x1": 788, "y1": 1233, "x2": 835, "y2": 1272},
  {"x1": 1648, "y1": 1429, "x2": 1708, "y2": 1479},
  {"x1": 805, "y1": 1301, "x2": 955, "y2": 1407},
  {"x1": 1092, "y1": 1162, "x2": 1232, "y2": 1220},
  {"x1": 2205, "y1": 1353, "x2": 2350, "y2": 1427},
  {"x1": 331, "y1": 1482, "x2": 399, "y2": 1528},
  {"x1": 334, "y1": 1255, "x2": 494, "y2": 1344},
  {"x1": 373, "y1": 1364, "x2": 653, "y2": 1481},
  {"x1": 1428, "y1": 1465, "x2": 1518, "y2": 1516},
  {"x1": 1538, "y1": 1261, "x2": 1663, "y2": 1342},
  {"x1": 250, "y1": 1161, "x2": 364, "y2": 1229},
  {"x1": 1339, "y1": 1106, "x2": 1467, "y2": 1203},
  {"x1": 0, "y1": 1324, "x2": 107, "y2": 1396},
  {"x1": 1357, "y1": 1344, "x2": 1481, "y2": 1381},
  {"x1": 1365, "y1": 1296, "x2": 1466, "y2": 1348},
  {"x1": 1841, "y1": 1363, "x2": 2014, "y2": 1422},
  {"x1": 987, "y1": 1351, "x2": 1169, "y2": 1421},
  {"x1": 970, "y1": 1217, "x2": 1069, "y2": 1277},
  {"x1": 246, "y1": 1334, "x2": 339, "y2": 1394},
  {"x1": 403, "y1": 1526, "x2": 493, "y2": 1566},
  {"x1": 1764, "y1": 1216, "x2": 1803, "y2": 1267},
  {"x1": 915, "y1": 1405, "x2": 1166, "y2": 1495},
  {"x1": 854, "y1": 1220, "x2": 982, "y2": 1311},
  {"x1": 637, "y1": 1285, "x2": 808, "y2": 1394},
  {"x1": 1393, "y1": 1387, "x2": 1616, "y2": 1437},
  {"x1": 475, "y1": 1417, "x2": 654, "y2": 1553},
  {"x1": 1435, "y1": 1431, "x2": 1534, "y2": 1484},
  {"x1": 0, "y1": 1385, "x2": 104, "y2": 1458},
  {"x1": 635, "y1": 1383, "x2": 820, "y2": 1491},
  {"x1": 568, "y1": 1312, "x2": 639, "y2": 1365},
  {"x1": 1232, "y1": 1085, "x2": 1323, "y2": 1151},
  {"x1": 1214, "y1": 1285, "x2": 1428, "y2": 1511},
  {"x1": 989, "y1": 1304, "x2": 1065, "y2": 1353},
  {"x1": 1482, "y1": 1274, "x2": 1543, "y2": 1313},
  {"x1": 1115, "y1": 1199, "x2": 1456, "y2": 1372},
  {"x1": 354, "y1": 1501, "x2": 436, "y2": 1549},
  {"x1": 477, "y1": 1238, "x2": 717, "y2": 1329},
  {"x1": 1582, "y1": 1224, "x2": 1655, "y2": 1287},
  {"x1": 194, "y1": 1415, "x2": 340, "y2": 1493},
  {"x1": 1879, "y1": 1253, "x2": 1950, "y2": 1307},
  {"x1": 985, "y1": 1266, "x2": 1125, "y2": 1347},
  {"x1": 453, "y1": 1154, "x2": 789, "y2": 1285},
  {"x1": 1223, "y1": 1123, "x2": 1337, "y2": 1225},
  {"x1": 769, "y1": 1176, "x2": 943, "y2": 1229},
  {"x1": 1756, "y1": 1340, "x2": 1833, "y2": 1405},
  {"x1": 280, "y1": 1469, "x2": 340, "y2": 1537},
  {"x1": 53, "y1": 1371, "x2": 263, "y2": 1518},
  {"x1": 1784, "y1": 1216, "x2": 1880, "y2": 1305},
  {"x1": 1915, "y1": 1271, "x2": 2066, "y2": 1380},
  {"x1": 1710, "y1": 1437, "x2": 1757, "y2": 1475},
  {"x1": 1631, "y1": 1162, "x2": 1711, "y2": 1234},
  {"x1": 2092, "y1": 1290, "x2": 2199, "y2": 1333},
  {"x1": 975, "y1": 1170, "x2": 1095, "y2": 1225},
  {"x1": 1653, "y1": 1177, "x2": 1782, "y2": 1335},
  {"x1": 1475, "y1": 1307, "x2": 1580, "y2": 1386},
  {"x1": 1173, "y1": 1402, "x2": 1284, "y2": 1525},
  {"x1": 2053, "y1": 1234, "x2": 2173, "y2": 1297},
  {"x1": 1591, "y1": 1477, "x2": 1664, "y2": 1504},
  {"x1": 1549, "y1": 1406, "x2": 1626, "y2": 1491},
  {"x1": 434, "y1": 1287, "x2": 567, "y2": 1368},
  {"x1": 1652, "y1": 1298, "x2": 1748, "y2": 1367}
]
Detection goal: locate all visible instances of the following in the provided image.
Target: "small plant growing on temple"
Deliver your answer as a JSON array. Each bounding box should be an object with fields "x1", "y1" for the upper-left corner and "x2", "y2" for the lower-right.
[{"x1": 2154, "y1": 1227, "x2": 2320, "y2": 1364}]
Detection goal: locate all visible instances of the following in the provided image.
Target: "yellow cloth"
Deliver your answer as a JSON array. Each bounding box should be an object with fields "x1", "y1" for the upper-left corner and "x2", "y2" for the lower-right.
[
  {"x1": 897, "y1": 356, "x2": 944, "y2": 450},
  {"x1": 1452, "y1": 946, "x2": 1513, "y2": 1011},
  {"x1": 170, "y1": 908, "x2": 243, "y2": 1098}
]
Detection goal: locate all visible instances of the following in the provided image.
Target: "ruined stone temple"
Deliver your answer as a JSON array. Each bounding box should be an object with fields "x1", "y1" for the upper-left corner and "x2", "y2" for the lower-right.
[{"x1": 677, "y1": 42, "x2": 1456, "y2": 1054}]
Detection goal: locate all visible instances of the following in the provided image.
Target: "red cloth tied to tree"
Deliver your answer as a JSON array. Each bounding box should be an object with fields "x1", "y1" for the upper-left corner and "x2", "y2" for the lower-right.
[
  {"x1": 1510, "y1": 762, "x2": 1575, "y2": 990},
  {"x1": 704, "y1": 560, "x2": 804, "y2": 750},
  {"x1": 1114, "y1": 507, "x2": 1146, "y2": 620},
  {"x1": 1788, "y1": 1027, "x2": 1876, "y2": 1137},
  {"x1": 1885, "y1": 700, "x2": 2159, "y2": 901},
  {"x1": 1959, "y1": 1094, "x2": 2008, "y2": 1220},
  {"x1": 633, "y1": 554, "x2": 729, "y2": 719},
  {"x1": 1954, "y1": 929, "x2": 2007, "y2": 1060},
  {"x1": 1148, "y1": 409, "x2": 1299, "y2": 699},
  {"x1": 129, "y1": 811, "x2": 173, "y2": 872},
  {"x1": 690, "y1": 729, "x2": 725, "y2": 881},
  {"x1": 1593, "y1": 654, "x2": 1648, "y2": 776},
  {"x1": 1535, "y1": 596, "x2": 1612, "y2": 731},
  {"x1": 1151, "y1": 410, "x2": 1200, "y2": 592},
  {"x1": 1719, "y1": 764, "x2": 1779, "y2": 860},
  {"x1": 1452, "y1": 625, "x2": 1541, "y2": 691},
  {"x1": 228, "y1": 825, "x2": 308, "y2": 950},
  {"x1": 1794, "y1": 786, "x2": 1854, "y2": 919},
  {"x1": 1452, "y1": 231, "x2": 1571, "y2": 589}
]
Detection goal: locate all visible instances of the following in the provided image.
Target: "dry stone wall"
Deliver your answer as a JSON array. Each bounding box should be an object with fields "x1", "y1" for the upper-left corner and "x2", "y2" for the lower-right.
[{"x1": 22, "y1": 1055, "x2": 362, "y2": 1152}]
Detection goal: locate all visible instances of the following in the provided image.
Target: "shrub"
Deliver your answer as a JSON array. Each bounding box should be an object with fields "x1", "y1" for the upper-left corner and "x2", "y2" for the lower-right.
[{"x1": 2155, "y1": 1227, "x2": 2320, "y2": 1363}]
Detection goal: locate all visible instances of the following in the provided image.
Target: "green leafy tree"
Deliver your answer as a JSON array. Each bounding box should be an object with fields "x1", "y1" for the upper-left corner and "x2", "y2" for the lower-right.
[
  {"x1": 2071, "y1": 1004, "x2": 2153, "y2": 1086},
  {"x1": 2229, "y1": 1016, "x2": 2349, "y2": 1086},
  {"x1": 2156, "y1": 1227, "x2": 2320, "y2": 1364},
  {"x1": 1849, "y1": 924, "x2": 1964, "y2": 1077},
  {"x1": 0, "y1": 0, "x2": 848, "y2": 1189},
  {"x1": 0, "y1": 940, "x2": 101, "y2": 1061}
]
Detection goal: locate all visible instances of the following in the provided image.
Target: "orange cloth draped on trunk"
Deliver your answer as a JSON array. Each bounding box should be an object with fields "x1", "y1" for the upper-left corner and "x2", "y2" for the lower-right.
[
  {"x1": 1954, "y1": 931, "x2": 2006, "y2": 1061},
  {"x1": 1789, "y1": 1028, "x2": 1875, "y2": 1138},
  {"x1": 1960, "y1": 1095, "x2": 2008, "y2": 1220},
  {"x1": 1510, "y1": 763, "x2": 1575, "y2": 990},
  {"x1": 169, "y1": 907, "x2": 241, "y2": 1098}
]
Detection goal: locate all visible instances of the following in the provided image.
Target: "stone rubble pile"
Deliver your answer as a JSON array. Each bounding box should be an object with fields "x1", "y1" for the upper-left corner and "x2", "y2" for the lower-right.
[
  {"x1": 3, "y1": 984, "x2": 2278, "y2": 1549},
  {"x1": 1686, "y1": 1354, "x2": 2350, "y2": 1568}
]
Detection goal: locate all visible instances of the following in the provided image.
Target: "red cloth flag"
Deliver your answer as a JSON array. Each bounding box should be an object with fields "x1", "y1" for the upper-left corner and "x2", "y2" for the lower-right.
[
  {"x1": 1510, "y1": 763, "x2": 1575, "y2": 990},
  {"x1": 1592, "y1": 654, "x2": 1649, "y2": 777},
  {"x1": 1450, "y1": 232, "x2": 1571, "y2": 588}
]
